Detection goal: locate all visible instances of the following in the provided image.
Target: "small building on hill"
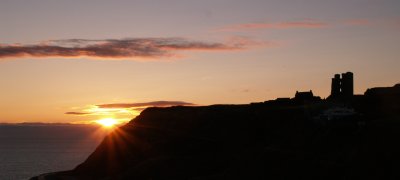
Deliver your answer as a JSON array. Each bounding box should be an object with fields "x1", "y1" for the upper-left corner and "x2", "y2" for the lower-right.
[{"x1": 294, "y1": 90, "x2": 321, "y2": 103}]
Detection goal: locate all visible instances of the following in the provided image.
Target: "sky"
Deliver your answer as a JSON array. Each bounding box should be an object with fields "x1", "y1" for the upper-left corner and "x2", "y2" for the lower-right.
[{"x1": 0, "y1": 0, "x2": 399, "y2": 123}]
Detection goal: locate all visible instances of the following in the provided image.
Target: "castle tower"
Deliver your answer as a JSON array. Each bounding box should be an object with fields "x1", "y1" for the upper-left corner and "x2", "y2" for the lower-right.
[
  {"x1": 328, "y1": 72, "x2": 354, "y2": 100},
  {"x1": 341, "y1": 72, "x2": 354, "y2": 98},
  {"x1": 331, "y1": 74, "x2": 341, "y2": 97}
]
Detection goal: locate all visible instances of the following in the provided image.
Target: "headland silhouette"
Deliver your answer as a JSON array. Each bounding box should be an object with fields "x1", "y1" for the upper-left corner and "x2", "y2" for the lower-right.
[{"x1": 31, "y1": 72, "x2": 400, "y2": 180}]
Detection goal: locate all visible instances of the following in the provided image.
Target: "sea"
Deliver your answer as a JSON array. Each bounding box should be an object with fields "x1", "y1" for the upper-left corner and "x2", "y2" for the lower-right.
[{"x1": 0, "y1": 124, "x2": 109, "y2": 180}]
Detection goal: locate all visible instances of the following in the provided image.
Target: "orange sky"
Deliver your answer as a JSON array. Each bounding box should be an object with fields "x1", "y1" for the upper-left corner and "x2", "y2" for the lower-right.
[{"x1": 1, "y1": 0, "x2": 399, "y2": 123}]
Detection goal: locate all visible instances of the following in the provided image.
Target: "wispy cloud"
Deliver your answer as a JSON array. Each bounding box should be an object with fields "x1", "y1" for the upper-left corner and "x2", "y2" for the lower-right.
[
  {"x1": 0, "y1": 38, "x2": 255, "y2": 60},
  {"x1": 97, "y1": 101, "x2": 195, "y2": 108},
  {"x1": 391, "y1": 18, "x2": 400, "y2": 30},
  {"x1": 65, "y1": 101, "x2": 195, "y2": 116},
  {"x1": 343, "y1": 19, "x2": 371, "y2": 26},
  {"x1": 216, "y1": 20, "x2": 328, "y2": 32},
  {"x1": 65, "y1": 112, "x2": 91, "y2": 115}
]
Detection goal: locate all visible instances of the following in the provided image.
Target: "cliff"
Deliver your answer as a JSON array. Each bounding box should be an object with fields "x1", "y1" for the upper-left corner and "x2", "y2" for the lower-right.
[{"x1": 31, "y1": 84, "x2": 400, "y2": 179}]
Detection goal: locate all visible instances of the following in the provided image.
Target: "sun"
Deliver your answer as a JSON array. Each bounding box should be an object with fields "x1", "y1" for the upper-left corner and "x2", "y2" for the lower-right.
[{"x1": 96, "y1": 118, "x2": 118, "y2": 128}]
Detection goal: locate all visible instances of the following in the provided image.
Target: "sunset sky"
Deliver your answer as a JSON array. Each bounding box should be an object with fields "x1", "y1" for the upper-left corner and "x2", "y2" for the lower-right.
[{"x1": 1, "y1": 0, "x2": 399, "y2": 123}]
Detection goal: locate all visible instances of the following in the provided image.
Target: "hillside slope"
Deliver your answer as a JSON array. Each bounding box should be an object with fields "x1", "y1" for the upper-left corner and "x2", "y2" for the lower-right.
[{"x1": 31, "y1": 84, "x2": 400, "y2": 179}]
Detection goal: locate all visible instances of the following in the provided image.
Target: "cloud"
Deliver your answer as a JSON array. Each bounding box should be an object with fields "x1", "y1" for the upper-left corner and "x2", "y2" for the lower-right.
[
  {"x1": 0, "y1": 38, "x2": 253, "y2": 60},
  {"x1": 343, "y1": 19, "x2": 371, "y2": 26},
  {"x1": 216, "y1": 20, "x2": 328, "y2": 32},
  {"x1": 65, "y1": 112, "x2": 92, "y2": 115},
  {"x1": 97, "y1": 101, "x2": 195, "y2": 108},
  {"x1": 65, "y1": 101, "x2": 195, "y2": 116},
  {"x1": 396, "y1": 19, "x2": 400, "y2": 29}
]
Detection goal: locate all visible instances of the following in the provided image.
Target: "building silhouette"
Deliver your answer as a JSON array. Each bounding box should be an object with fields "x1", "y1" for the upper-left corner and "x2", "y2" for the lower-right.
[
  {"x1": 329, "y1": 72, "x2": 354, "y2": 100},
  {"x1": 294, "y1": 90, "x2": 321, "y2": 103},
  {"x1": 331, "y1": 74, "x2": 341, "y2": 97},
  {"x1": 295, "y1": 90, "x2": 314, "y2": 100},
  {"x1": 341, "y1": 72, "x2": 354, "y2": 98}
]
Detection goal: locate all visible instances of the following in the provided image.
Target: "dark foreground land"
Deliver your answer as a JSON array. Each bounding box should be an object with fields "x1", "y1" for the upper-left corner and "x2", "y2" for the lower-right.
[{"x1": 32, "y1": 84, "x2": 400, "y2": 180}]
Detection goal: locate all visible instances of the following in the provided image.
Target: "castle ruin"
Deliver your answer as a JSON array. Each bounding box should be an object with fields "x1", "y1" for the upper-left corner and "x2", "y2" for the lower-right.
[{"x1": 329, "y1": 72, "x2": 354, "y2": 100}]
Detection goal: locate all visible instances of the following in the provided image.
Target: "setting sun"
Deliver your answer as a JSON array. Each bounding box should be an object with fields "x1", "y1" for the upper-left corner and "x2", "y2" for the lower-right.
[{"x1": 96, "y1": 118, "x2": 118, "y2": 128}]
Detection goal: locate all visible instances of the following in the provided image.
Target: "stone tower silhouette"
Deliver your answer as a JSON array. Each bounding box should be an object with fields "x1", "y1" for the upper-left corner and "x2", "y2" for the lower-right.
[
  {"x1": 331, "y1": 74, "x2": 341, "y2": 98},
  {"x1": 341, "y1": 72, "x2": 354, "y2": 98},
  {"x1": 329, "y1": 72, "x2": 354, "y2": 100}
]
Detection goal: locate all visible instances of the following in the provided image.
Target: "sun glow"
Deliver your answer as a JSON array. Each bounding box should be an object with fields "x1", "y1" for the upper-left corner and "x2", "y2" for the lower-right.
[{"x1": 96, "y1": 118, "x2": 118, "y2": 128}]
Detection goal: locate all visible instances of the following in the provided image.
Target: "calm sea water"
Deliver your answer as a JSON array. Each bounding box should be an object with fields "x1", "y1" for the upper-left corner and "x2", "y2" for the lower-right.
[{"x1": 0, "y1": 124, "x2": 108, "y2": 180}]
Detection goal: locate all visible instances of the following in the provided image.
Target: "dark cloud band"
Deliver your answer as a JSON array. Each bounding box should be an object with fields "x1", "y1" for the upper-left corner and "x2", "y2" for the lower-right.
[
  {"x1": 65, "y1": 101, "x2": 195, "y2": 116},
  {"x1": 65, "y1": 112, "x2": 91, "y2": 115},
  {"x1": 0, "y1": 38, "x2": 247, "y2": 59},
  {"x1": 97, "y1": 101, "x2": 195, "y2": 108}
]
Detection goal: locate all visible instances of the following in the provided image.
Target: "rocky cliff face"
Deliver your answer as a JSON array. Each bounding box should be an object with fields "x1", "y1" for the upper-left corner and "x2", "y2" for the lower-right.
[{"x1": 31, "y1": 85, "x2": 400, "y2": 180}]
